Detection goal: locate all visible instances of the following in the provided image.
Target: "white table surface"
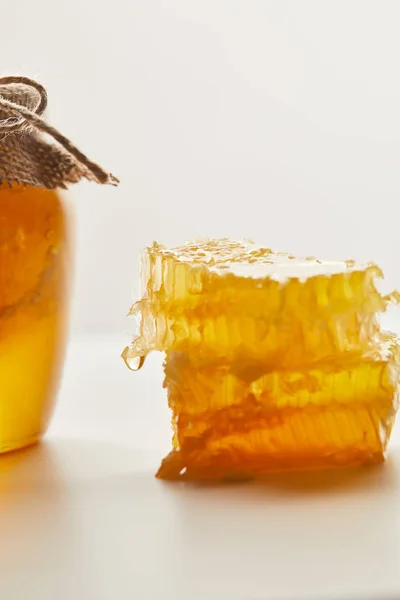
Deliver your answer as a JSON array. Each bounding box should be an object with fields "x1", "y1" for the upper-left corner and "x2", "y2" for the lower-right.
[{"x1": 2, "y1": 333, "x2": 400, "y2": 600}]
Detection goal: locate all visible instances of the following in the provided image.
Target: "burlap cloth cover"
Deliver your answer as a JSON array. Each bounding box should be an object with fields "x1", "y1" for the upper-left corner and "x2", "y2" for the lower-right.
[{"x1": 0, "y1": 76, "x2": 118, "y2": 189}]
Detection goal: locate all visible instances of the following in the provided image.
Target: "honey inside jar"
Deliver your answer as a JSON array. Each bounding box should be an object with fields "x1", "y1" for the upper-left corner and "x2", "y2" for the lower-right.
[{"x1": 0, "y1": 183, "x2": 68, "y2": 451}]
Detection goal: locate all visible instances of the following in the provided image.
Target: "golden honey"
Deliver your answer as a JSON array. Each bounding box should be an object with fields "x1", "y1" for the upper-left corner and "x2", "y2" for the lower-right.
[
  {"x1": 123, "y1": 239, "x2": 400, "y2": 480},
  {"x1": 0, "y1": 183, "x2": 68, "y2": 451}
]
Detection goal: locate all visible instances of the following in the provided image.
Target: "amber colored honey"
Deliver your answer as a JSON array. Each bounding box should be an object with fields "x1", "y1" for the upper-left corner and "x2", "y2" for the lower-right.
[
  {"x1": 0, "y1": 183, "x2": 68, "y2": 452},
  {"x1": 123, "y1": 240, "x2": 400, "y2": 480}
]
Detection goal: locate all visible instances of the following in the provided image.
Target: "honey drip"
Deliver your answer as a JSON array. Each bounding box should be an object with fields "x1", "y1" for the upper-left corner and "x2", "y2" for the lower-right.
[{"x1": 123, "y1": 239, "x2": 400, "y2": 480}]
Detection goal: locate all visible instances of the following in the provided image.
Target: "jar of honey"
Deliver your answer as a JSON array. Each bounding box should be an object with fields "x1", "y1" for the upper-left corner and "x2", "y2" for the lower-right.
[{"x1": 0, "y1": 76, "x2": 117, "y2": 453}]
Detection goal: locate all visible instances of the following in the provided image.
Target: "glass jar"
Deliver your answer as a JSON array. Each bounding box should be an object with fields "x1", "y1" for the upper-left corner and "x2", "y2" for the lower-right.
[
  {"x1": 0, "y1": 183, "x2": 69, "y2": 451},
  {"x1": 0, "y1": 75, "x2": 117, "y2": 454}
]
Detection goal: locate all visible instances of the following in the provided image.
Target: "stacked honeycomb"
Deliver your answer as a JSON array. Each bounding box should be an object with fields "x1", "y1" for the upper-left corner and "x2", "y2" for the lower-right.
[{"x1": 123, "y1": 240, "x2": 400, "y2": 480}]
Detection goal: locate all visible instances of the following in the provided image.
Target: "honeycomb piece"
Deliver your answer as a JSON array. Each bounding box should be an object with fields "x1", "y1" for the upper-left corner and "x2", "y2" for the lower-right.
[
  {"x1": 0, "y1": 184, "x2": 64, "y2": 311},
  {"x1": 124, "y1": 240, "x2": 391, "y2": 369},
  {"x1": 157, "y1": 335, "x2": 400, "y2": 480},
  {"x1": 123, "y1": 239, "x2": 400, "y2": 480}
]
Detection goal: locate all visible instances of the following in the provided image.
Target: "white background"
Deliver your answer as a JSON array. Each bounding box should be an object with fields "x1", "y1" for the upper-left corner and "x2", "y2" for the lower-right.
[
  {"x1": 2, "y1": 0, "x2": 400, "y2": 334},
  {"x1": 3, "y1": 4, "x2": 400, "y2": 599}
]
